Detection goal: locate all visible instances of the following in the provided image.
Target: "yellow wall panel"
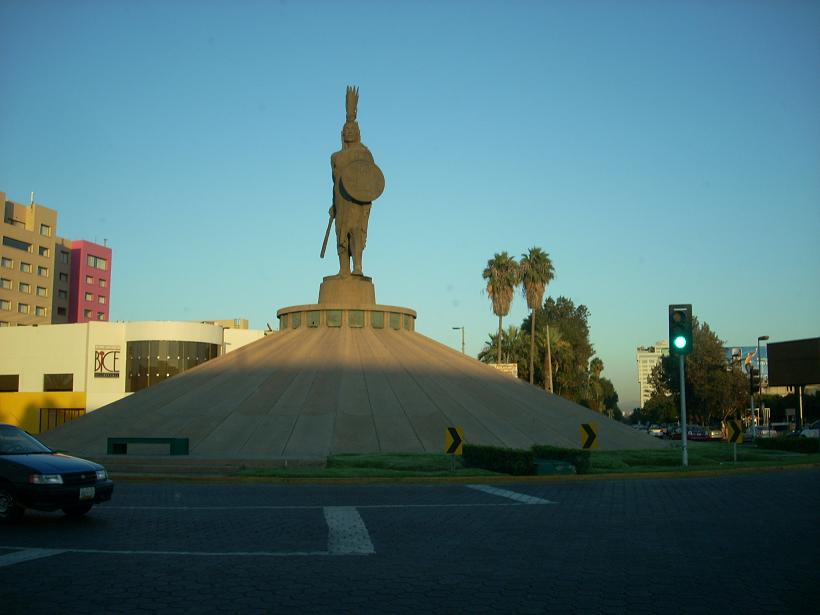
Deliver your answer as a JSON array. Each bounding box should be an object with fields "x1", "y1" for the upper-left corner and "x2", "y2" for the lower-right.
[{"x1": 0, "y1": 392, "x2": 86, "y2": 434}]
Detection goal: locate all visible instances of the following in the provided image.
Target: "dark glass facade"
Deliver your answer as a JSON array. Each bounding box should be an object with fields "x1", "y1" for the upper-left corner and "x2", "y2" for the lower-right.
[{"x1": 125, "y1": 340, "x2": 218, "y2": 393}]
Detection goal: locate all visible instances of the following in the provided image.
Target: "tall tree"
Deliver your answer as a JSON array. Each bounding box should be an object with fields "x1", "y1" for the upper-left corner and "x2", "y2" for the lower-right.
[
  {"x1": 482, "y1": 252, "x2": 521, "y2": 364},
  {"x1": 648, "y1": 318, "x2": 748, "y2": 425},
  {"x1": 519, "y1": 247, "x2": 555, "y2": 385}
]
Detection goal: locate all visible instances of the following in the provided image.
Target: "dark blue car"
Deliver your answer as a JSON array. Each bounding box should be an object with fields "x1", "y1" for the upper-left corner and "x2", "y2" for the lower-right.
[{"x1": 0, "y1": 423, "x2": 113, "y2": 522}]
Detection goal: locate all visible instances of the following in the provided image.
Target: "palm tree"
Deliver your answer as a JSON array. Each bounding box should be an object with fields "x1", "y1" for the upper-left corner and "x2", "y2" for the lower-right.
[
  {"x1": 589, "y1": 357, "x2": 604, "y2": 411},
  {"x1": 482, "y1": 252, "x2": 521, "y2": 364},
  {"x1": 520, "y1": 247, "x2": 555, "y2": 384}
]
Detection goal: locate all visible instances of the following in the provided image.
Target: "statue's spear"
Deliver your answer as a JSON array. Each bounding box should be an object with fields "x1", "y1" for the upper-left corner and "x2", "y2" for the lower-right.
[{"x1": 320, "y1": 209, "x2": 334, "y2": 258}]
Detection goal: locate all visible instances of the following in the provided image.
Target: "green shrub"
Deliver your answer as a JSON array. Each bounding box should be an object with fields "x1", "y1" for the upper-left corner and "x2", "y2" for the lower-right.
[
  {"x1": 755, "y1": 437, "x2": 819, "y2": 454},
  {"x1": 462, "y1": 444, "x2": 535, "y2": 475},
  {"x1": 531, "y1": 445, "x2": 591, "y2": 474}
]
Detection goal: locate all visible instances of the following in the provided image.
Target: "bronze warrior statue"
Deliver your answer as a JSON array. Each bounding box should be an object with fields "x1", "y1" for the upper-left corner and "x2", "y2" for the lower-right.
[{"x1": 321, "y1": 86, "x2": 384, "y2": 277}]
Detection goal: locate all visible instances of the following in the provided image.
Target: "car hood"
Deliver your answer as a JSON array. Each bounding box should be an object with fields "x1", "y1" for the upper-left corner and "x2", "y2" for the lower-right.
[{"x1": 2, "y1": 453, "x2": 102, "y2": 474}]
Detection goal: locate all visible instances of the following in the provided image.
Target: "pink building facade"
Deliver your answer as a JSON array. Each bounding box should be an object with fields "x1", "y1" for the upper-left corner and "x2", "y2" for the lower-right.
[{"x1": 68, "y1": 240, "x2": 111, "y2": 323}]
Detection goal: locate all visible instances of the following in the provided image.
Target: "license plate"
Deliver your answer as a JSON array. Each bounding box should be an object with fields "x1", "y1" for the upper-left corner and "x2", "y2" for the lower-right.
[{"x1": 79, "y1": 487, "x2": 95, "y2": 500}]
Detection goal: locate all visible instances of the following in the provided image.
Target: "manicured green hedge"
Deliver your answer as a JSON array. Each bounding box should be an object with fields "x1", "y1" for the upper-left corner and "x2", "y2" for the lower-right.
[
  {"x1": 531, "y1": 445, "x2": 591, "y2": 474},
  {"x1": 462, "y1": 444, "x2": 535, "y2": 475},
  {"x1": 755, "y1": 437, "x2": 819, "y2": 453}
]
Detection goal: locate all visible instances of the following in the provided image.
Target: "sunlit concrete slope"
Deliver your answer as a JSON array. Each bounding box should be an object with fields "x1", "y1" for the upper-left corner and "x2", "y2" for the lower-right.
[{"x1": 41, "y1": 328, "x2": 666, "y2": 458}]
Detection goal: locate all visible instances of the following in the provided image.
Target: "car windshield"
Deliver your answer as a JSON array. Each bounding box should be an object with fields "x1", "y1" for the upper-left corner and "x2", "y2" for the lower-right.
[{"x1": 0, "y1": 425, "x2": 53, "y2": 454}]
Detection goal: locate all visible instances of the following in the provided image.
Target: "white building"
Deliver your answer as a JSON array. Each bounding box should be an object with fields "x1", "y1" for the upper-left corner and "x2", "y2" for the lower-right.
[
  {"x1": 636, "y1": 341, "x2": 669, "y2": 408},
  {"x1": 0, "y1": 321, "x2": 265, "y2": 433}
]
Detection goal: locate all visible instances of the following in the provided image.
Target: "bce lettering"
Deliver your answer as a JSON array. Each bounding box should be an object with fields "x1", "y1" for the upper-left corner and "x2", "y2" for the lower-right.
[{"x1": 95, "y1": 350, "x2": 120, "y2": 377}]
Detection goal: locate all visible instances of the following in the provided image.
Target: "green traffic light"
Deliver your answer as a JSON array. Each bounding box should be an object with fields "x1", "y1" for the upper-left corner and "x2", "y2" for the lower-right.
[{"x1": 673, "y1": 335, "x2": 687, "y2": 350}]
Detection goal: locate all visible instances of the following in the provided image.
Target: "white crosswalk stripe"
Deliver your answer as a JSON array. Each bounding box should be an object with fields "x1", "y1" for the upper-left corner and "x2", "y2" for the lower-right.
[{"x1": 466, "y1": 484, "x2": 555, "y2": 505}]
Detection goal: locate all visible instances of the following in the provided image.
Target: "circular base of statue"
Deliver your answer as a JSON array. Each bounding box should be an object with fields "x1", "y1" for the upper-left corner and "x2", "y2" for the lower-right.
[
  {"x1": 276, "y1": 303, "x2": 416, "y2": 332},
  {"x1": 318, "y1": 274, "x2": 375, "y2": 305}
]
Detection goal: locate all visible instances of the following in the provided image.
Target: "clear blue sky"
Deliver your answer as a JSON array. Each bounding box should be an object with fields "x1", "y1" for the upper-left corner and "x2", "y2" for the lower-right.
[{"x1": 2, "y1": 0, "x2": 818, "y2": 410}]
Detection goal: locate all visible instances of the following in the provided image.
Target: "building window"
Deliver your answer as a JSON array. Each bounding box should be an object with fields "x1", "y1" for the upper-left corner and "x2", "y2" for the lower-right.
[
  {"x1": 87, "y1": 255, "x2": 107, "y2": 270},
  {"x1": 371, "y1": 311, "x2": 384, "y2": 329},
  {"x1": 349, "y1": 310, "x2": 364, "y2": 328},
  {"x1": 1, "y1": 256, "x2": 12, "y2": 269},
  {"x1": 59, "y1": 250, "x2": 69, "y2": 264},
  {"x1": 84, "y1": 309, "x2": 92, "y2": 319},
  {"x1": 39, "y1": 408, "x2": 85, "y2": 433},
  {"x1": 85, "y1": 292, "x2": 93, "y2": 301},
  {"x1": 99, "y1": 278, "x2": 107, "y2": 288},
  {"x1": 37, "y1": 265, "x2": 48, "y2": 277},
  {"x1": 0, "y1": 375, "x2": 20, "y2": 392},
  {"x1": 86, "y1": 275, "x2": 94, "y2": 284},
  {"x1": 57, "y1": 289, "x2": 68, "y2": 300},
  {"x1": 38, "y1": 246, "x2": 50, "y2": 257},
  {"x1": 97, "y1": 312, "x2": 104, "y2": 320},
  {"x1": 291, "y1": 312, "x2": 301, "y2": 328},
  {"x1": 98, "y1": 295, "x2": 106, "y2": 304},
  {"x1": 20, "y1": 262, "x2": 32, "y2": 273},
  {"x1": 0, "y1": 278, "x2": 10, "y2": 290},
  {"x1": 0, "y1": 299, "x2": 10, "y2": 311},
  {"x1": 36, "y1": 286, "x2": 47, "y2": 297},
  {"x1": 279, "y1": 314, "x2": 288, "y2": 329},
  {"x1": 57, "y1": 307, "x2": 67, "y2": 316},
  {"x1": 18, "y1": 303, "x2": 30, "y2": 314},
  {"x1": 390, "y1": 312, "x2": 401, "y2": 330},
  {"x1": 326, "y1": 310, "x2": 342, "y2": 327},
  {"x1": 43, "y1": 373, "x2": 73, "y2": 392},
  {"x1": 39, "y1": 224, "x2": 52, "y2": 237},
  {"x1": 2, "y1": 236, "x2": 31, "y2": 252},
  {"x1": 0, "y1": 321, "x2": 8, "y2": 327},
  {"x1": 19, "y1": 282, "x2": 30, "y2": 294},
  {"x1": 307, "y1": 311, "x2": 321, "y2": 328},
  {"x1": 58, "y1": 272, "x2": 68, "y2": 283},
  {"x1": 35, "y1": 306, "x2": 47, "y2": 317}
]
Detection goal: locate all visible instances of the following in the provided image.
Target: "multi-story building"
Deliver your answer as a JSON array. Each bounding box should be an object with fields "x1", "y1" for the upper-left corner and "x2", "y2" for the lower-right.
[
  {"x1": 636, "y1": 341, "x2": 669, "y2": 408},
  {"x1": 1, "y1": 191, "x2": 110, "y2": 326},
  {"x1": 68, "y1": 240, "x2": 112, "y2": 323}
]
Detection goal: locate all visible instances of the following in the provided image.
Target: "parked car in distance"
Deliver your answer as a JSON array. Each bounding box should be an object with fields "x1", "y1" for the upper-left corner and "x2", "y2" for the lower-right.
[
  {"x1": 800, "y1": 420, "x2": 820, "y2": 438},
  {"x1": 648, "y1": 424, "x2": 664, "y2": 438},
  {"x1": 744, "y1": 425, "x2": 778, "y2": 439},
  {"x1": 0, "y1": 423, "x2": 114, "y2": 522},
  {"x1": 707, "y1": 426, "x2": 724, "y2": 441},
  {"x1": 687, "y1": 425, "x2": 709, "y2": 441}
]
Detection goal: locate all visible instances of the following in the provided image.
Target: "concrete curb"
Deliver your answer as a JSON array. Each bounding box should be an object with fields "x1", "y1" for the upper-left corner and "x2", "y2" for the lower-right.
[{"x1": 110, "y1": 461, "x2": 820, "y2": 485}]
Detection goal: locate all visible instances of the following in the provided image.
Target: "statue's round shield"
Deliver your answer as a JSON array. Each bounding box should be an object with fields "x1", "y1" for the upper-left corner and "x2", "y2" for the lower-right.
[{"x1": 341, "y1": 160, "x2": 385, "y2": 203}]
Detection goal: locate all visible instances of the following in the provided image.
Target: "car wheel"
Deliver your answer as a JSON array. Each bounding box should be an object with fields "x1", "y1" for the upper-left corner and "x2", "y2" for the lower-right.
[
  {"x1": 0, "y1": 486, "x2": 24, "y2": 522},
  {"x1": 62, "y1": 502, "x2": 94, "y2": 517}
]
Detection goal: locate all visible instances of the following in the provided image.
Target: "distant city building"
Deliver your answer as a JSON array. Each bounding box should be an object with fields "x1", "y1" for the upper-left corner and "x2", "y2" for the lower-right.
[
  {"x1": 636, "y1": 341, "x2": 669, "y2": 408},
  {"x1": 1, "y1": 191, "x2": 111, "y2": 326}
]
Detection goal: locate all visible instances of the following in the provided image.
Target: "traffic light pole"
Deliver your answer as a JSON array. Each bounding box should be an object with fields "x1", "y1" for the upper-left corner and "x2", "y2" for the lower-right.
[{"x1": 679, "y1": 355, "x2": 688, "y2": 467}]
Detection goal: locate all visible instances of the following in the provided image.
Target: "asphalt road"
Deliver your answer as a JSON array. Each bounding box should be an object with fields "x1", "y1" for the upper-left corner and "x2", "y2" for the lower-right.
[{"x1": 1, "y1": 469, "x2": 818, "y2": 614}]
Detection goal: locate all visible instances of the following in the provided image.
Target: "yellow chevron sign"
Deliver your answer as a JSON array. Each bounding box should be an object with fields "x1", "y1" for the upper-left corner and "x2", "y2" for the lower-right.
[
  {"x1": 581, "y1": 422, "x2": 598, "y2": 449},
  {"x1": 445, "y1": 426, "x2": 464, "y2": 456},
  {"x1": 725, "y1": 419, "x2": 743, "y2": 444}
]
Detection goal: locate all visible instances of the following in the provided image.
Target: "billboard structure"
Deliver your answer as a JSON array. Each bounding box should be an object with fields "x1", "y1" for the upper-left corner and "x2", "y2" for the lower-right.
[{"x1": 767, "y1": 338, "x2": 820, "y2": 387}]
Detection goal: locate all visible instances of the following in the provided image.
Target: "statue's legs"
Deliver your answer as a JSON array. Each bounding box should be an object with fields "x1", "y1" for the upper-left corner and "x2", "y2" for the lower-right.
[
  {"x1": 351, "y1": 233, "x2": 363, "y2": 276},
  {"x1": 338, "y1": 244, "x2": 351, "y2": 276}
]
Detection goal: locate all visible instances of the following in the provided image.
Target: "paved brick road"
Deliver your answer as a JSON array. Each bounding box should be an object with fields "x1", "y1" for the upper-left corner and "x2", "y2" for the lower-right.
[{"x1": 1, "y1": 469, "x2": 818, "y2": 613}]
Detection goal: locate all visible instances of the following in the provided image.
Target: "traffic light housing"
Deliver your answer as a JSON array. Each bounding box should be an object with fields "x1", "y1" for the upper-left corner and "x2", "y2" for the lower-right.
[
  {"x1": 668, "y1": 304, "x2": 693, "y2": 356},
  {"x1": 750, "y1": 367, "x2": 761, "y2": 395}
]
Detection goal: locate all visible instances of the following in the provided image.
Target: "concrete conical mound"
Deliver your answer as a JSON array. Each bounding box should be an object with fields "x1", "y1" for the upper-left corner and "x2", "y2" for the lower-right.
[{"x1": 42, "y1": 326, "x2": 664, "y2": 459}]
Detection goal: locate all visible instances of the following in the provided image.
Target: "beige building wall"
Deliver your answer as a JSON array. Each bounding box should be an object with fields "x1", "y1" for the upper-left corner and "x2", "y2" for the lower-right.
[{"x1": 1, "y1": 193, "x2": 65, "y2": 326}]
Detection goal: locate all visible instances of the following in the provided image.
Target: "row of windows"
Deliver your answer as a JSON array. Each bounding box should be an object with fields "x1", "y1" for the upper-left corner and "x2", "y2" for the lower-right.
[
  {"x1": 125, "y1": 341, "x2": 218, "y2": 393},
  {"x1": 83, "y1": 309, "x2": 106, "y2": 320},
  {"x1": 279, "y1": 310, "x2": 413, "y2": 331},
  {"x1": 0, "y1": 373, "x2": 70, "y2": 393},
  {"x1": 0, "y1": 257, "x2": 49, "y2": 276},
  {"x1": 83, "y1": 292, "x2": 106, "y2": 303},
  {"x1": 0, "y1": 279, "x2": 48, "y2": 296},
  {"x1": 87, "y1": 255, "x2": 107, "y2": 270},
  {"x1": 85, "y1": 274, "x2": 107, "y2": 287},
  {"x1": 0, "y1": 299, "x2": 48, "y2": 316}
]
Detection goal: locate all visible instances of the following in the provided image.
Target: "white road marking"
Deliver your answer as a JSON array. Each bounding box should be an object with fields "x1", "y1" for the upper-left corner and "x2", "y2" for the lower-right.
[
  {"x1": 466, "y1": 484, "x2": 555, "y2": 505},
  {"x1": 0, "y1": 548, "x2": 65, "y2": 568},
  {"x1": 105, "y1": 503, "x2": 530, "y2": 510},
  {"x1": 323, "y1": 506, "x2": 375, "y2": 555}
]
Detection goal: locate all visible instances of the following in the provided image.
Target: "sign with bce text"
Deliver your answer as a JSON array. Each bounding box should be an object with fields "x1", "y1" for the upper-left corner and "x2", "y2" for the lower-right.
[{"x1": 94, "y1": 345, "x2": 121, "y2": 378}]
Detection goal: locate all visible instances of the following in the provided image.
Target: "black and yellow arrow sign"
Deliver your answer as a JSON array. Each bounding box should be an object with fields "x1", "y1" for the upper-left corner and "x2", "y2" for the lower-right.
[
  {"x1": 445, "y1": 426, "x2": 464, "y2": 456},
  {"x1": 725, "y1": 419, "x2": 743, "y2": 444},
  {"x1": 581, "y1": 422, "x2": 598, "y2": 450}
]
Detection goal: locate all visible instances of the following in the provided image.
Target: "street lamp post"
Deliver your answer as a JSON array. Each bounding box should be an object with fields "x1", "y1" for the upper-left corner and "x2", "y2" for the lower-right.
[
  {"x1": 452, "y1": 326, "x2": 465, "y2": 355},
  {"x1": 757, "y1": 335, "x2": 769, "y2": 434}
]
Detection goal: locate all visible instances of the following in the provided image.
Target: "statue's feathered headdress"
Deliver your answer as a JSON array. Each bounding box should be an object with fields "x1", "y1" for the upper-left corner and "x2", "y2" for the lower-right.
[{"x1": 346, "y1": 85, "x2": 359, "y2": 122}]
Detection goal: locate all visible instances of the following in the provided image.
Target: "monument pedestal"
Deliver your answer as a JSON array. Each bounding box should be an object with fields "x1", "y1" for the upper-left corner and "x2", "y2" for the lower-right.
[{"x1": 319, "y1": 275, "x2": 376, "y2": 305}]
